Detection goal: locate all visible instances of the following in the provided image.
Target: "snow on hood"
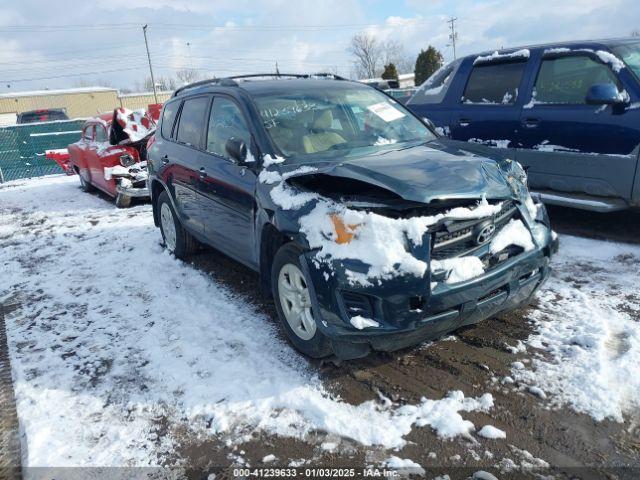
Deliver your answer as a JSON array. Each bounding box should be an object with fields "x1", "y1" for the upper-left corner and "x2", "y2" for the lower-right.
[
  {"x1": 260, "y1": 155, "x2": 517, "y2": 286},
  {"x1": 114, "y1": 107, "x2": 156, "y2": 143}
]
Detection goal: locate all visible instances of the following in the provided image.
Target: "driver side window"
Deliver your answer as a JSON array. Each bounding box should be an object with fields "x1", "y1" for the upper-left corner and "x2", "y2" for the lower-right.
[
  {"x1": 534, "y1": 55, "x2": 619, "y2": 104},
  {"x1": 206, "y1": 97, "x2": 251, "y2": 159}
]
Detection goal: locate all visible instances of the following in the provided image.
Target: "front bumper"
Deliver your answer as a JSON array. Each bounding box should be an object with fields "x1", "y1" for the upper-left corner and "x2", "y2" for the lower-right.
[
  {"x1": 300, "y1": 226, "x2": 558, "y2": 360},
  {"x1": 116, "y1": 183, "x2": 150, "y2": 198}
]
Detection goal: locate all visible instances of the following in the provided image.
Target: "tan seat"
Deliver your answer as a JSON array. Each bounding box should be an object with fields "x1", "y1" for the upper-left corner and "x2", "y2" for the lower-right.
[{"x1": 301, "y1": 110, "x2": 346, "y2": 154}]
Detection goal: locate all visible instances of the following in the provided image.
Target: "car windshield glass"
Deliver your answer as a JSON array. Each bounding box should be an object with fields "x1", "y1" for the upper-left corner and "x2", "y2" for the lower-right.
[
  {"x1": 611, "y1": 42, "x2": 640, "y2": 80},
  {"x1": 253, "y1": 84, "x2": 435, "y2": 158}
]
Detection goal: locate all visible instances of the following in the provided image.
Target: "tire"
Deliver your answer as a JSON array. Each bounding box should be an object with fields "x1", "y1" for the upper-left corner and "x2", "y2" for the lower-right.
[
  {"x1": 271, "y1": 243, "x2": 332, "y2": 358},
  {"x1": 79, "y1": 173, "x2": 93, "y2": 192},
  {"x1": 157, "y1": 190, "x2": 198, "y2": 259},
  {"x1": 115, "y1": 193, "x2": 132, "y2": 208}
]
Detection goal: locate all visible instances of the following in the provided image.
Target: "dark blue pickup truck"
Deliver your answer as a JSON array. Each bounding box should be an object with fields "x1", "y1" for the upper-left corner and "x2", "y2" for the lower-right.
[{"x1": 407, "y1": 38, "x2": 640, "y2": 212}]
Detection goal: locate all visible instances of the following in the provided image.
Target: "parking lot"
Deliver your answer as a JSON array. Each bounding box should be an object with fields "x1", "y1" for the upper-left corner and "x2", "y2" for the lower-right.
[{"x1": 1, "y1": 175, "x2": 639, "y2": 478}]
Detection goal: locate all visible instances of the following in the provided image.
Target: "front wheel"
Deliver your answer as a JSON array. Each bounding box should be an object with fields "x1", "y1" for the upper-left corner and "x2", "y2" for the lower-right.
[
  {"x1": 271, "y1": 243, "x2": 332, "y2": 358},
  {"x1": 115, "y1": 193, "x2": 132, "y2": 208},
  {"x1": 79, "y1": 173, "x2": 93, "y2": 192},
  {"x1": 157, "y1": 190, "x2": 198, "y2": 258}
]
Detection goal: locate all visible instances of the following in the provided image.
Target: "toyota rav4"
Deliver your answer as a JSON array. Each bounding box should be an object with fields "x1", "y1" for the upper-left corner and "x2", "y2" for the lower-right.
[{"x1": 147, "y1": 74, "x2": 558, "y2": 360}]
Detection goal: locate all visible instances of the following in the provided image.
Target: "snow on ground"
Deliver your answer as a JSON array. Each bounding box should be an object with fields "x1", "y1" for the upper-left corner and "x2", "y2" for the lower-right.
[
  {"x1": 513, "y1": 235, "x2": 640, "y2": 422},
  {"x1": 0, "y1": 175, "x2": 497, "y2": 467}
]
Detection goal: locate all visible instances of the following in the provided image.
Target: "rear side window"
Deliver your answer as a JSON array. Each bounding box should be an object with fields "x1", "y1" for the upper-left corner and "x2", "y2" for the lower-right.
[
  {"x1": 176, "y1": 96, "x2": 209, "y2": 147},
  {"x1": 534, "y1": 55, "x2": 619, "y2": 104},
  {"x1": 409, "y1": 60, "x2": 461, "y2": 105},
  {"x1": 161, "y1": 101, "x2": 179, "y2": 139},
  {"x1": 462, "y1": 61, "x2": 526, "y2": 104}
]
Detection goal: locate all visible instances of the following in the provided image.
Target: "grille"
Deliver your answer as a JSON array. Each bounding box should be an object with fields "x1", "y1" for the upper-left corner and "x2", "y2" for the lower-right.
[{"x1": 431, "y1": 200, "x2": 518, "y2": 261}]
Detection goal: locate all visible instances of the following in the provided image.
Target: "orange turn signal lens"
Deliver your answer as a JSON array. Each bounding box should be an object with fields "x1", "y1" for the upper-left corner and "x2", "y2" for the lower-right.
[{"x1": 330, "y1": 214, "x2": 359, "y2": 244}]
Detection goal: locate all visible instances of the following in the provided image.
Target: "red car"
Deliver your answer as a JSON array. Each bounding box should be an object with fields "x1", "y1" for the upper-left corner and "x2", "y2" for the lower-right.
[{"x1": 68, "y1": 107, "x2": 157, "y2": 207}]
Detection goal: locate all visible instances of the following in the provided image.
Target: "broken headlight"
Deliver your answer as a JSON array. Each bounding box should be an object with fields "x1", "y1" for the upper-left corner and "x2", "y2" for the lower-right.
[{"x1": 120, "y1": 153, "x2": 136, "y2": 167}]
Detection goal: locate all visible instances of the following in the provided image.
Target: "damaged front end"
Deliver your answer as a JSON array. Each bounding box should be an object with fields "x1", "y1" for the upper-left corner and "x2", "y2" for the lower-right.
[
  {"x1": 261, "y1": 149, "x2": 558, "y2": 359},
  {"x1": 103, "y1": 107, "x2": 156, "y2": 199}
]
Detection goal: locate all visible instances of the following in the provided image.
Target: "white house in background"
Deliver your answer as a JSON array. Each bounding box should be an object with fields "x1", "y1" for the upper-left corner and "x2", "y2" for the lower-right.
[{"x1": 359, "y1": 73, "x2": 416, "y2": 89}]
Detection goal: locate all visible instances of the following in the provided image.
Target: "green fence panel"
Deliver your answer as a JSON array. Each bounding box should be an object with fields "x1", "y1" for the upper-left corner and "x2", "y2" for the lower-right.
[{"x1": 0, "y1": 120, "x2": 85, "y2": 182}]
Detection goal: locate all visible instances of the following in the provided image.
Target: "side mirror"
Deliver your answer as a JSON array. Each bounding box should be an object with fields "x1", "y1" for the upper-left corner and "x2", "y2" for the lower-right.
[
  {"x1": 225, "y1": 138, "x2": 247, "y2": 164},
  {"x1": 585, "y1": 83, "x2": 626, "y2": 106}
]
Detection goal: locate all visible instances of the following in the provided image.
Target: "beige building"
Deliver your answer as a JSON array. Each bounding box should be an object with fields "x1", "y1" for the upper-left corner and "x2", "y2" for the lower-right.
[{"x1": 0, "y1": 87, "x2": 173, "y2": 126}]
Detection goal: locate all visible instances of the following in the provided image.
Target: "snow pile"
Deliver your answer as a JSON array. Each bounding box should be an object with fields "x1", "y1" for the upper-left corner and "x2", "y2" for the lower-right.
[
  {"x1": 474, "y1": 49, "x2": 530, "y2": 64},
  {"x1": 489, "y1": 219, "x2": 535, "y2": 254},
  {"x1": 0, "y1": 175, "x2": 500, "y2": 465},
  {"x1": 384, "y1": 456, "x2": 425, "y2": 474},
  {"x1": 512, "y1": 235, "x2": 640, "y2": 422},
  {"x1": 103, "y1": 162, "x2": 147, "y2": 182},
  {"x1": 431, "y1": 256, "x2": 485, "y2": 284},
  {"x1": 350, "y1": 316, "x2": 380, "y2": 330},
  {"x1": 477, "y1": 425, "x2": 506, "y2": 439},
  {"x1": 114, "y1": 107, "x2": 156, "y2": 143},
  {"x1": 468, "y1": 138, "x2": 511, "y2": 149}
]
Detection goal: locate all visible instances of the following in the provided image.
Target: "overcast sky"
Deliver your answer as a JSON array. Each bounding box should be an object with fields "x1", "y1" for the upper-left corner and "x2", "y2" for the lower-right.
[{"x1": 0, "y1": 0, "x2": 639, "y2": 93}]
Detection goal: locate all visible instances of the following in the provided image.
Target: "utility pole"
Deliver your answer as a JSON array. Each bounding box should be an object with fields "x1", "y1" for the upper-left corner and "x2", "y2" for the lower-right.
[
  {"x1": 186, "y1": 42, "x2": 194, "y2": 70},
  {"x1": 142, "y1": 24, "x2": 158, "y2": 103},
  {"x1": 447, "y1": 17, "x2": 458, "y2": 60},
  {"x1": 275, "y1": 61, "x2": 280, "y2": 75}
]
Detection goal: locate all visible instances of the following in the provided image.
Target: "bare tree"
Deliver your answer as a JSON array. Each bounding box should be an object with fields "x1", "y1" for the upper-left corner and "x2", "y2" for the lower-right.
[
  {"x1": 382, "y1": 40, "x2": 413, "y2": 74},
  {"x1": 176, "y1": 68, "x2": 202, "y2": 85},
  {"x1": 349, "y1": 33, "x2": 382, "y2": 79}
]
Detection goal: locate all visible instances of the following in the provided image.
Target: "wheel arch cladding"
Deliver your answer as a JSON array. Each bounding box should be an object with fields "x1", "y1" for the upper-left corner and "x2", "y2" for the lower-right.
[
  {"x1": 259, "y1": 223, "x2": 291, "y2": 294},
  {"x1": 151, "y1": 180, "x2": 166, "y2": 227}
]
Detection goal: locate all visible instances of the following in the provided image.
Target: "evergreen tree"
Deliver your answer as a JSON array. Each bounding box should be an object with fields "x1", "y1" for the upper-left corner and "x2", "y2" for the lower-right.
[
  {"x1": 414, "y1": 46, "x2": 444, "y2": 85},
  {"x1": 381, "y1": 63, "x2": 399, "y2": 80}
]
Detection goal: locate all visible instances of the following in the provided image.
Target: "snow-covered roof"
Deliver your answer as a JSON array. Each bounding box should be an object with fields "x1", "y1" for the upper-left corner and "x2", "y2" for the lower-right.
[
  {"x1": 0, "y1": 86, "x2": 117, "y2": 99},
  {"x1": 118, "y1": 90, "x2": 172, "y2": 98}
]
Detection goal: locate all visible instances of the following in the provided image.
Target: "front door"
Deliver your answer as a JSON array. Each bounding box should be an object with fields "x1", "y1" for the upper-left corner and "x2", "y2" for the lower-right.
[
  {"x1": 450, "y1": 58, "x2": 528, "y2": 154},
  {"x1": 198, "y1": 95, "x2": 257, "y2": 266},
  {"x1": 516, "y1": 52, "x2": 640, "y2": 199}
]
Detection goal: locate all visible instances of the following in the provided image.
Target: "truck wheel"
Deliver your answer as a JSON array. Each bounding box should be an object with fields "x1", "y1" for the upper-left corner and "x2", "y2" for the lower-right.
[
  {"x1": 271, "y1": 243, "x2": 332, "y2": 358},
  {"x1": 115, "y1": 193, "x2": 132, "y2": 208},
  {"x1": 157, "y1": 190, "x2": 198, "y2": 259},
  {"x1": 79, "y1": 173, "x2": 93, "y2": 192}
]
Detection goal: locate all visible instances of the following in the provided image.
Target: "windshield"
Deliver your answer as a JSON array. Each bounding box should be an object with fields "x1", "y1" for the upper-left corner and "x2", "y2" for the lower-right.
[
  {"x1": 611, "y1": 41, "x2": 640, "y2": 80},
  {"x1": 253, "y1": 84, "x2": 435, "y2": 158}
]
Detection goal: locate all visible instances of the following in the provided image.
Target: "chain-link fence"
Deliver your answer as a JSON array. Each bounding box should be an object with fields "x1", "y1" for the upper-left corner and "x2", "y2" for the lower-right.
[
  {"x1": 0, "y1": 120, "x2": 84, "y2": 182},
  {"x1": 0, "y1": 87, "x2": 172, "y2": 182}
]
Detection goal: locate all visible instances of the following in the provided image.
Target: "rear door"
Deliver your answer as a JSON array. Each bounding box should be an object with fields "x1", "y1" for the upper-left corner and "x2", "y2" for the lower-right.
[
  {"x1": 168, "y1": 95, "x2": 212, "y2": 236},
  {"x1": 516, "y1": 51, "x2": 639, "y2": 199},
  {"x1": 198, "y1": 95, "x2": 257, "y2": 266},
  {"x1": 450, "y1": 57, "x2": 529, "y2": 154}
]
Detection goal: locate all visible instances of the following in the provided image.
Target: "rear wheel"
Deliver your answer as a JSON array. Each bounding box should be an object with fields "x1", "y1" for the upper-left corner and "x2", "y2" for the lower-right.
[
  {"x1": 271, "y1": 243, "x2": 332, "y2": 358},
  {"x1": 115, "y1": 193, "x2": 132, "y2": 208},
  {"x1": 157, "y1": 190, "x2": 198, "y2": 258}
]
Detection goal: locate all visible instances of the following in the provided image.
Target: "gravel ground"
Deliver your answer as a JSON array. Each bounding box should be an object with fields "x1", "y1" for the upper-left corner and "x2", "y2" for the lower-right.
[
  {"x1": 178, "y1": 205, "x2": 640, "y2": 479},
  {"x1": 1, "y1": 176, "x2": 639, "y2": 479}
]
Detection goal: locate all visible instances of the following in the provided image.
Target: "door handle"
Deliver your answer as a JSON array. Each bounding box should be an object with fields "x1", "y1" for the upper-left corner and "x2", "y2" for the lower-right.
[
  {"x1": 522, "y1": 118, "x2": 540, "y2": 128},
  {"x1": 458, "y1": 118, "x2": 471, "y2": 127},
  {"x1": 199, "y1": 167, "x2": 207, "y2": 179},
  {"x1": 161, "y1": 154, "x2": 169, "y2": 165}
]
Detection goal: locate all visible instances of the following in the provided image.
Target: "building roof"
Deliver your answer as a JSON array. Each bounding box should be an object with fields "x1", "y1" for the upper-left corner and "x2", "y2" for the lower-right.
[{"x1": 0, "y1": 86, "x2": 117, "y2": 99}]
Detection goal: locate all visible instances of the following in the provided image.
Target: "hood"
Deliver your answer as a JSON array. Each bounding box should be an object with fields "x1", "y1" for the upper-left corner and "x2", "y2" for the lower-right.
[{"x1": 280, "y1": 140, "x2": 515, "y2": 204}]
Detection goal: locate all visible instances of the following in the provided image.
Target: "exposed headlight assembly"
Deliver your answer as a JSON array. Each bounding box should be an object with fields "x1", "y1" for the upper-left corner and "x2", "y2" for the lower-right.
[{"x1": 120, "y1": 153, "x2": 136, "y2": 167}]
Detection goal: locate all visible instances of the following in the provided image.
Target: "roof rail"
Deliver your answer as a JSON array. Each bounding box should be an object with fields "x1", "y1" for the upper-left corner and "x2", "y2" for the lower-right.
[{"x1": 172, "y1": 72, "x2": 348, "y2": 97}]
